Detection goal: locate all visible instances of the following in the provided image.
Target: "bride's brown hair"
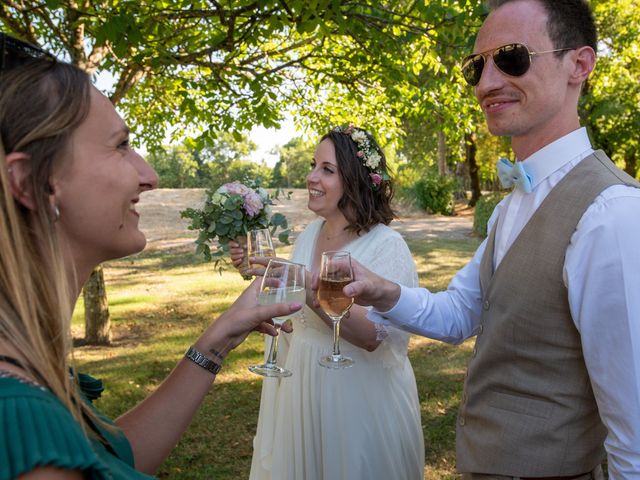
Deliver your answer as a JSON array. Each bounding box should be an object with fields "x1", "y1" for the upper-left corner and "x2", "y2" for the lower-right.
[{"x1": 320, "y1": 129, "x2": 395, "y2": 235}]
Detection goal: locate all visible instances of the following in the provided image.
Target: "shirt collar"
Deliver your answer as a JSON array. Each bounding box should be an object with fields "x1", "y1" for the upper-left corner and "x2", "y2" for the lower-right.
[{"x1": 521, "y1": 127, "x2": 593, "y2": 189}]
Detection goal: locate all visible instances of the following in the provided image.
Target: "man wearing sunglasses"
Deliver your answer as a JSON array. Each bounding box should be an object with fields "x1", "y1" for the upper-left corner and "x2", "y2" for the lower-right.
[{"x1": 338, "y1": 0, "x2": 640, "y2": 478}]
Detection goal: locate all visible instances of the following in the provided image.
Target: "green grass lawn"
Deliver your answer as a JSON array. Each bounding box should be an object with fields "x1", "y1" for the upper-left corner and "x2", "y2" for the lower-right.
[{"x1": 73, "y1": 236, "x2": 481, "y2": 479}]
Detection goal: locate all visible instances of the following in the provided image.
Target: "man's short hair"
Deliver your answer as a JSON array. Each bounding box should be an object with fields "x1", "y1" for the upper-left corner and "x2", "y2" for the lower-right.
[{"x1": 487, "y1": 0, "x2": 597, "y2": 54}]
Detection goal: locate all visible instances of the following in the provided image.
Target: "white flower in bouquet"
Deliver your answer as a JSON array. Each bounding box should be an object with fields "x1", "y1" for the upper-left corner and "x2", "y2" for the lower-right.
[{"x1": 210, "y1": 191, "x2": 226, "y2": 206}]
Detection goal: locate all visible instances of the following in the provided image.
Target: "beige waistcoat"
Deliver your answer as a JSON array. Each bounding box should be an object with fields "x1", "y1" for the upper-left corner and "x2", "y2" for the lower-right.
[{"x1": 456, "y1": 151, "x2": 640, "y2": 476}]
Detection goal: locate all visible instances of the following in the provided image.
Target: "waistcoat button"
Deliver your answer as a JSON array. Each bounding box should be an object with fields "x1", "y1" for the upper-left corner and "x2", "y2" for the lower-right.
[{"x1": 483, "y1": 300, "x2": 490, "y2": 310}]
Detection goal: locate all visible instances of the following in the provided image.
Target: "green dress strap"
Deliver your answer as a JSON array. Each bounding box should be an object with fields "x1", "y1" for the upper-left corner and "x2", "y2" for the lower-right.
[{"x1": 0, "y1": 375, "x2": 154, "y2": 480}]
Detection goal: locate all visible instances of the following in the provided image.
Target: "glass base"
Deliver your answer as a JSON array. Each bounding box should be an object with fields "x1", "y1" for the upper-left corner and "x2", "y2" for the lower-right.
[
  {"x1": 248, "y1": 363, "x2": 292, "y2": 377},
  {"x1": 318, "y1": 354, "x2": 354, "y2": 369}
]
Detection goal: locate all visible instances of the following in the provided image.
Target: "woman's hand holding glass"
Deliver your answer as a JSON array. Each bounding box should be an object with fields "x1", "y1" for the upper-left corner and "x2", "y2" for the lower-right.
[
  {"x1": 248, "y1": 260, "x2": 306, "y2": 377},
  {"x1": 200, "y1": 278, "x2": 298, "y2": 356}
]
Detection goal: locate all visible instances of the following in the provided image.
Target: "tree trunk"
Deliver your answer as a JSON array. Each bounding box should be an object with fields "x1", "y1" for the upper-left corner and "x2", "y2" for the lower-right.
[
  {"x1": 437, "y1": 130, "x2": 447, "y2": 176},
  {"x1": 83, "y1": 266, "x2": 111, "y2": 345},
  {"x1": 624, "y1": 150, "x2": 637, "y2": 178},
  {"x1": 466, "y1": 132, "x2": 482, "y2": 207}
]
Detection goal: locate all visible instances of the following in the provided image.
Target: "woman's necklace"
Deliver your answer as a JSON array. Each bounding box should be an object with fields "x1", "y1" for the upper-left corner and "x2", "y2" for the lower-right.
[{"x1": 324, "y1": 229, "x2": 350, "y2": 241}]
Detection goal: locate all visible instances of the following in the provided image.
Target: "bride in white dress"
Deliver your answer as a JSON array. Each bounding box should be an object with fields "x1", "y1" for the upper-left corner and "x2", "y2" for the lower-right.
[{"x1": 232, "y1": 126, "x2": 424, "y2": 480}]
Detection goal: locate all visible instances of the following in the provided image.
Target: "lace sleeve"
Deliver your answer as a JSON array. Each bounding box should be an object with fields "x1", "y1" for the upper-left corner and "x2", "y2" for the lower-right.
[{"x1": 360, "y1": 229, "x2": 418, "y2": 366}]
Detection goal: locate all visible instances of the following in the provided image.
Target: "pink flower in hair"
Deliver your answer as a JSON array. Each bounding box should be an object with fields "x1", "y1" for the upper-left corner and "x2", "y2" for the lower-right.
[{"x1": 370, "y1": 173, "x2": 383, "y2": 185}]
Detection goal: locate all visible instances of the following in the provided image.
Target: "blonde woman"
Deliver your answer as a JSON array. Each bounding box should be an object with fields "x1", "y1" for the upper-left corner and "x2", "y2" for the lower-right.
[{"x1": 0, "y1": 33, "x2": 300, "y2": 479}]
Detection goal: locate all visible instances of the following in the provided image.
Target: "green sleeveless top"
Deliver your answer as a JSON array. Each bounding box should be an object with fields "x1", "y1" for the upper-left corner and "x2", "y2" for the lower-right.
[{"x1": 0, "y1": 373, "x2": 155, "y2": 480}]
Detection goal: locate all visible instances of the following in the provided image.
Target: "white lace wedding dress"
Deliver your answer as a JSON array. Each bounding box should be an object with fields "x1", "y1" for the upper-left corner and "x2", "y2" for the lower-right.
[{"x1": 249, "y1": 219, "x2": 424, "y2": 480}]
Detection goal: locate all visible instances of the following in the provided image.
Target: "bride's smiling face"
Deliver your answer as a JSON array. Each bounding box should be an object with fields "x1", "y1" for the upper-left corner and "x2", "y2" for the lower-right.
[{"x1": 307, "y1": 139, "x2": 344, "y2": 219}]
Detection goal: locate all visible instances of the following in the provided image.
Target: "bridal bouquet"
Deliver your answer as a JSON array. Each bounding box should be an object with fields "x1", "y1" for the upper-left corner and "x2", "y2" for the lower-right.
[{"x1": 181, "y1": 180, "x2": 289, "y2": 270}]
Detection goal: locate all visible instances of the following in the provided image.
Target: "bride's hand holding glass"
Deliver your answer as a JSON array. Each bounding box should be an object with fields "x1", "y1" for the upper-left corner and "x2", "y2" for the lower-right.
[{"x1": 229, "y1": 228, "x2": 276, "y2": 277}]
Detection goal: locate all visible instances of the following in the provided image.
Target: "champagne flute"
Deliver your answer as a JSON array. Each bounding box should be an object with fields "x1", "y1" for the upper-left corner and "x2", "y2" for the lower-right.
[
  {"x1": 317, "y1": 251, "x2": 355, "y2": 369},
  {"x1": 248, "y1": 259, "x2": 306, "y2": 377},
  {"x1": 246, "y1": 228, "x2": 276, "y2": 272}
]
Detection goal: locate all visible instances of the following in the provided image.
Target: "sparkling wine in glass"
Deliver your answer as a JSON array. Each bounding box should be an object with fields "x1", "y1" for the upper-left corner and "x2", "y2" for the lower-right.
[
  {"x1": 247, "y1": 228, "x2": 276, "y2": 271},
  {"x1": 317, "y1": 251, "x2": 354, "y2": 369},
  {"x1": 248, "y1": 259, "x2": 306, "y2": 377}
]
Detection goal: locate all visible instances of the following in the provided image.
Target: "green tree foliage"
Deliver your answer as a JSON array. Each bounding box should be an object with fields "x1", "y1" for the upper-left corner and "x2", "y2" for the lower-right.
[
  {"x1": 583, "y1": 0, "x2": 640, "y2": 178},
  {"x1": 380, "y1": 2, "x2": 487, "y2": 206},
  {"x1": 412, "y1": 168, "x2": 459, "y2": 216},
  {"x1": 273, "y1": 137, "x2": 316, "y2": 188},
  {"x1": 146, "y1": 144, "x2": 199, "y2": 188},
  {"x1": 473, "y1": 191, "x2": 505, "y2": 237},
  {"x1": 1, "y1": 0, "x2": 483, "y2": 149},
  {"x1": 147, "y1": 133, "x2": 271, "y2": 189}
]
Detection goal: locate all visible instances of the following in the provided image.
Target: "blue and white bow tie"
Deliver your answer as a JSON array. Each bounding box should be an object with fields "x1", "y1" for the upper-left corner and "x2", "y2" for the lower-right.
[{"x1": 496, "y1": 157, "x2": 533, "y2": 193}]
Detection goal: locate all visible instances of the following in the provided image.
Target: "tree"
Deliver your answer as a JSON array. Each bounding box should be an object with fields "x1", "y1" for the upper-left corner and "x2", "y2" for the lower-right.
[
  {"x1": 0, "y1": 0, "x2": 485, "y2": 340},
  {"x1": 147, "y1": 144, "x2": 199, "y2": 188},
  {"x1": 277, "y1": 137, "x2": 316, "y2": 188},
  {"x1": 82, "y1": 268, "x2": 110, "y2": 345},
  {"x1": 583, "y1": 0, "x2": 640, "y2": 178}
]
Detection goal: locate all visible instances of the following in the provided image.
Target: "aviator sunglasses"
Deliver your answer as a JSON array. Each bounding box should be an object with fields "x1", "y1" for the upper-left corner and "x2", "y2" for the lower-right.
[
  {"x1": 0, "y1": 32, "x2": 55, "y2": 73},
  {"x1": 461, "y1": 43, "x2": 574, "y2": 86}
]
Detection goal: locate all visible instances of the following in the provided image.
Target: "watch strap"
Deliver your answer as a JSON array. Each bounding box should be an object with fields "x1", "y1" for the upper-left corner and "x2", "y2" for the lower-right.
[{"x1": 185, "y1": 346, "x2": 222, "y2": 375}]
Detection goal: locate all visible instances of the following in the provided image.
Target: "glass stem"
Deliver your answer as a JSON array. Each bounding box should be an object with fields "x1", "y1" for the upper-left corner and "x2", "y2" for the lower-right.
[
  {"x1": 332, "y1": 318, "x2": 342, "y2": 358},
  {"x1": 265, "y1": 326, "x2": 280, "y2": 366}
]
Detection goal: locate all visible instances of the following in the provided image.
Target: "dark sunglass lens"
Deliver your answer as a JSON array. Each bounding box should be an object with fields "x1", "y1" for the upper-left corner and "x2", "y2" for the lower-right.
[
  {"x1": 494, "y1": 43, "x2": 530, "y2": 77},
  {"x1": 462, "y1": 55, "x2": 484, "y2": 86}
]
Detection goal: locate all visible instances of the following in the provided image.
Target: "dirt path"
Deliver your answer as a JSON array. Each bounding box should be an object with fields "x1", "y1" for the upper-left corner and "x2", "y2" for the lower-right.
[{"x1": 136, "y1": 188, "x2": 475, "y2": 252}]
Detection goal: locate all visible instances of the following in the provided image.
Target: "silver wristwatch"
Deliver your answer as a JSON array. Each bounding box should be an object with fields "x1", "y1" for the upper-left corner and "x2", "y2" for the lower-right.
[{"x1": 185, "y1": 346, "x2": 222, "y2": 375}]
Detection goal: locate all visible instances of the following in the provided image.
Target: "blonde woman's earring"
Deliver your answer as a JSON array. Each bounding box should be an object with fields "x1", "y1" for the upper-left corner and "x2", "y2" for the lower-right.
[{"x1": 52, "y1": 204, "x2": 60, "y2": 222}]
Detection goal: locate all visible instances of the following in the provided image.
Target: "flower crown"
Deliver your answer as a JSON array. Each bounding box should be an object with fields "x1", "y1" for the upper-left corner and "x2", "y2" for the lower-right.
[{"x1": 333, "y1": 124, "x2": 389, "y2": 187}]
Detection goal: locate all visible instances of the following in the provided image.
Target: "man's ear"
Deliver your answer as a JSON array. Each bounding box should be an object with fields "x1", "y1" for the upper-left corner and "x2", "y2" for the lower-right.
[
  {"x1": 6, "y1": 152, "x2": 37, "y2": 211},
  {"x1": 569, "y1": 46, "x2": 596, "y2": 86}
]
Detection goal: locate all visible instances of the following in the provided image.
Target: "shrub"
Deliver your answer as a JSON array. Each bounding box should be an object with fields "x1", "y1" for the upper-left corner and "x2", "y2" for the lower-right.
[
  {"x1": 412, "y1": 172, "x2": 458, "y2": 216},
  {"x1": 473, "y1": 191, "x2": 506, "y2": 238}
]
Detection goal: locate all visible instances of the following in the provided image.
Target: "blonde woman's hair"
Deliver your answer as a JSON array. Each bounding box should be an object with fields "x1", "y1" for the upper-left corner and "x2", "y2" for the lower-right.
[{"x1": 0, "y1": 60, "x2": 105, "y2": 434}]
